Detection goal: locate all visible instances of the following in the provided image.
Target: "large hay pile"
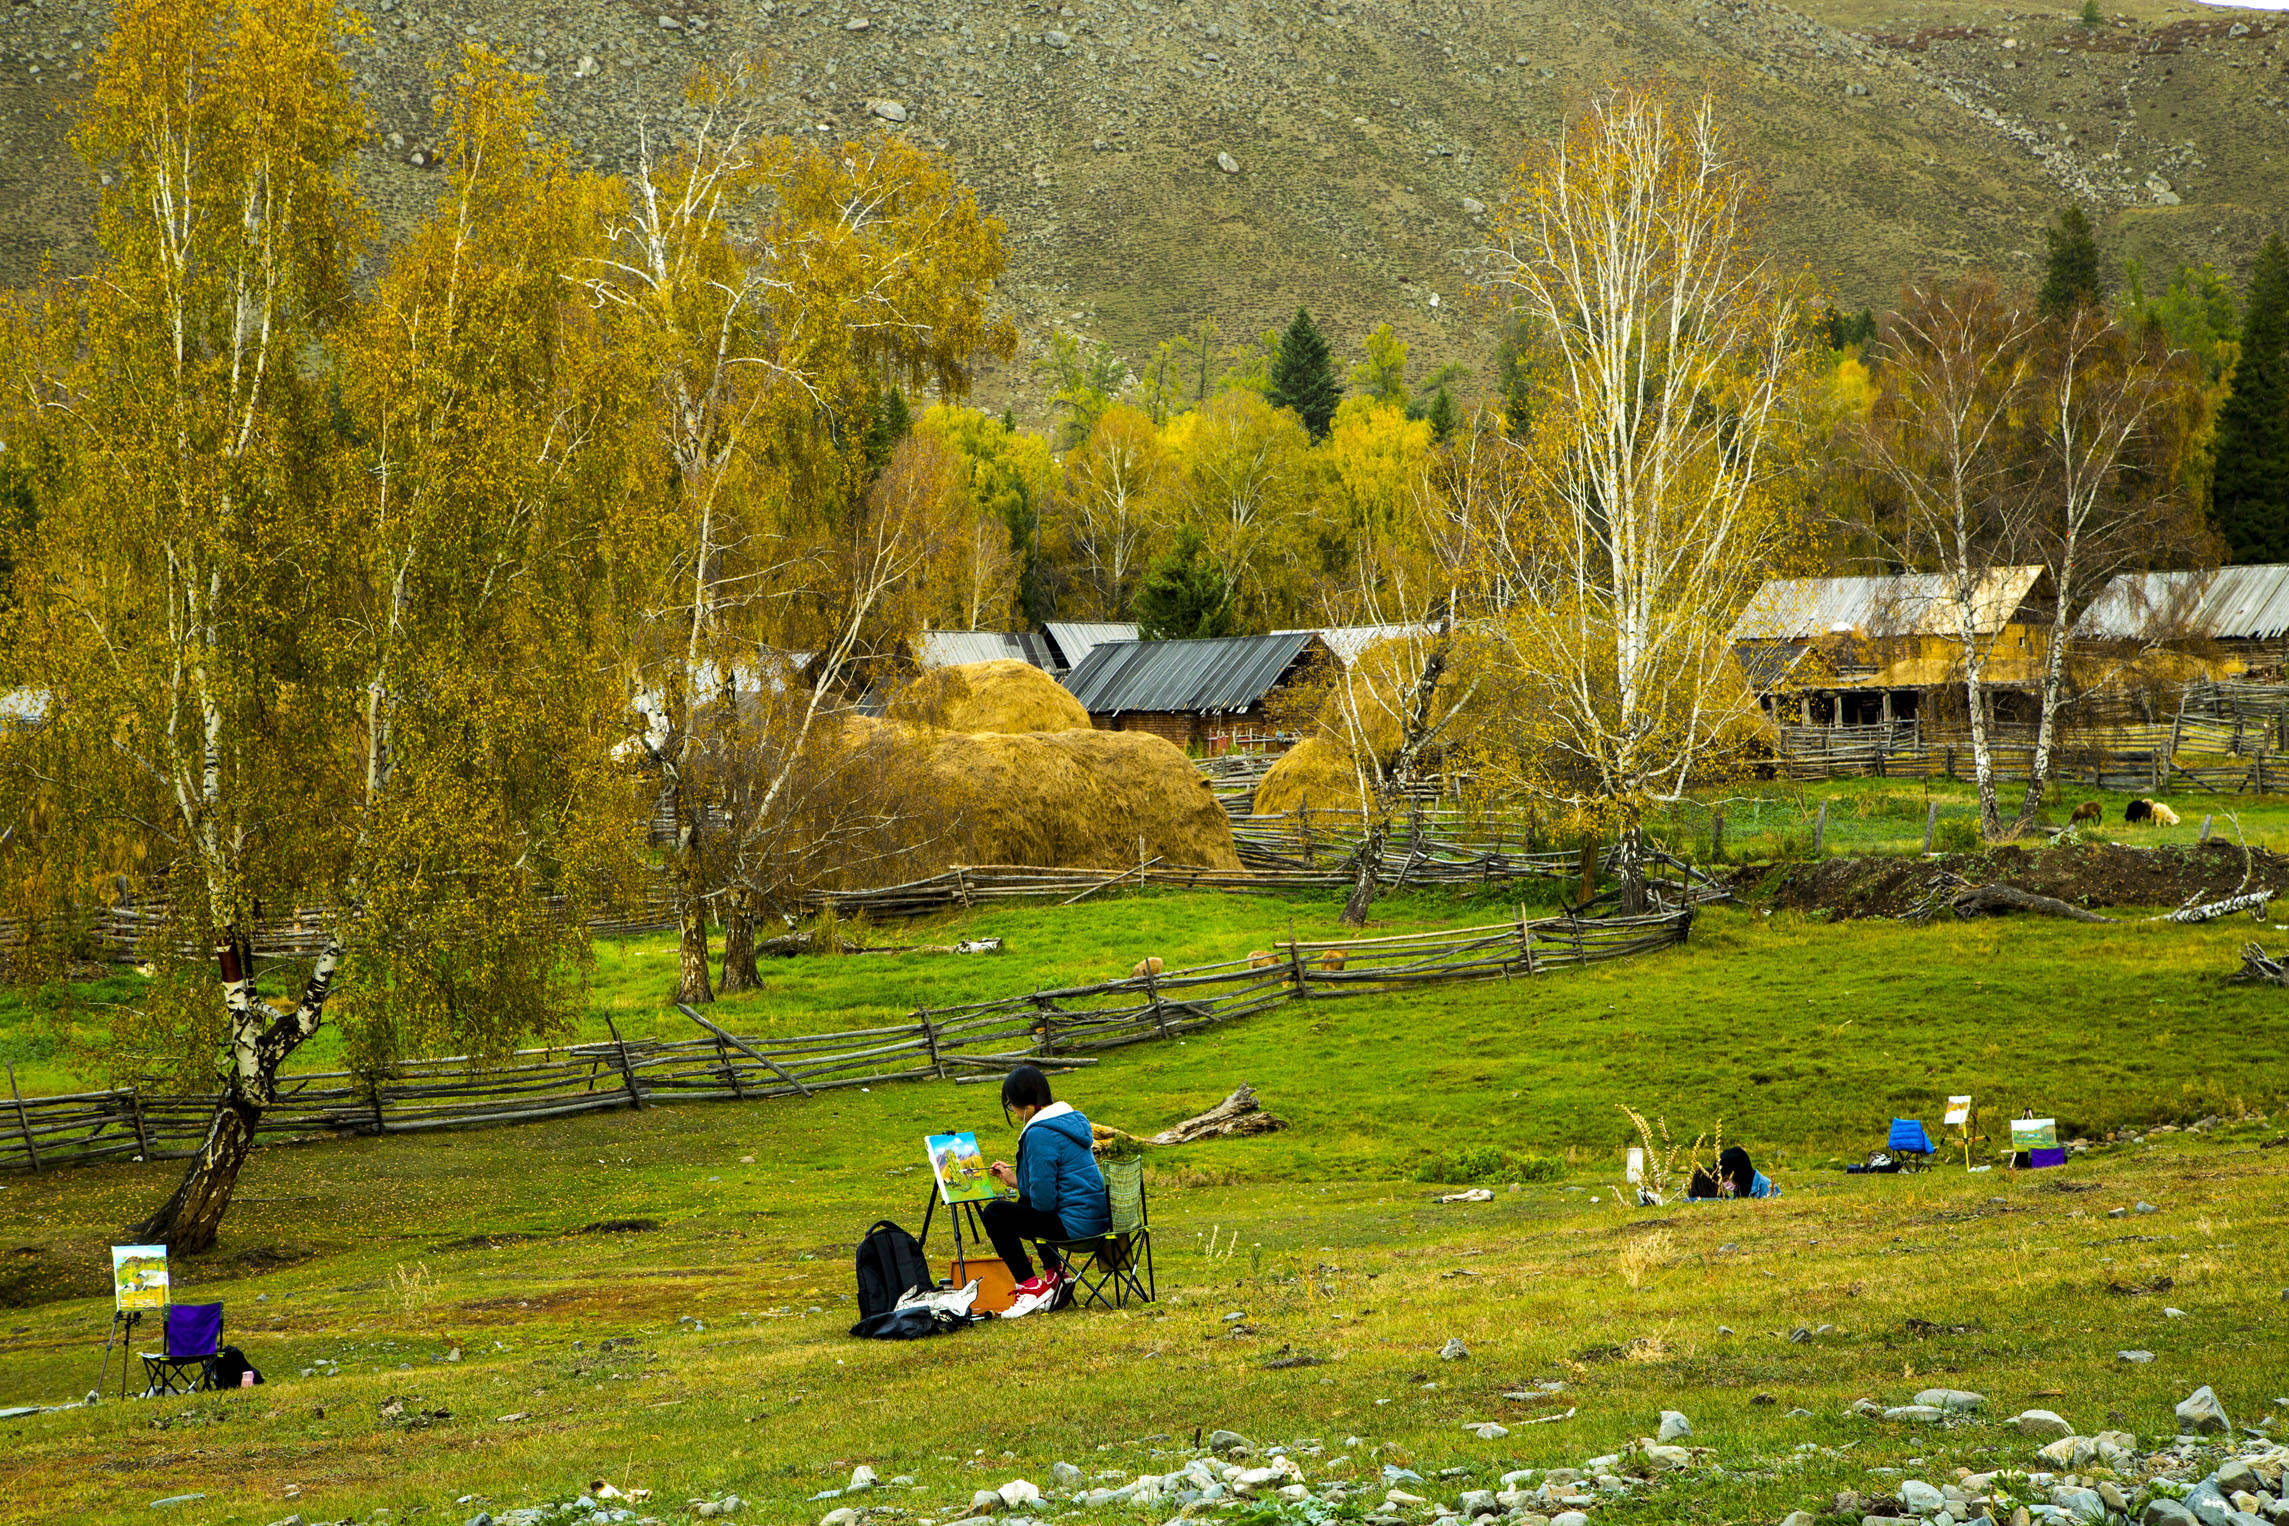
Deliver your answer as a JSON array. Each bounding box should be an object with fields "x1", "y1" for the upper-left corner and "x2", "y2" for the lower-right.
[
  {"x1": 934, "y1": 728, "x2": 1240, "y2": 869},
  {"x1": 889, "y1": 659, "x2": 1092, "y2": 734},
  {"x1": 842, "y1": 716, "x2": 1240, "y2": 870},
  {"x1": 1252, "y1": 735, "x2": 1368, "y2": 816}
]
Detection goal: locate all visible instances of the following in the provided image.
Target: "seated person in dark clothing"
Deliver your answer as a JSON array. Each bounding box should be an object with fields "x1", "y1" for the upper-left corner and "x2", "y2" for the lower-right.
[
  {"x1": 1687, "y1": 1145, "x2": 1777, "y2": 1199},
  {"x1": 981, "y1": 1066, "x2": 1111, "y2": 1303}
]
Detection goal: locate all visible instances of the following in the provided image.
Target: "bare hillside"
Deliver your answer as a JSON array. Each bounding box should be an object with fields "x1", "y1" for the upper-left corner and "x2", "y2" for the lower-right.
[{"x1": 1, "y1": 0, "x2": 2282, "y2": 413}]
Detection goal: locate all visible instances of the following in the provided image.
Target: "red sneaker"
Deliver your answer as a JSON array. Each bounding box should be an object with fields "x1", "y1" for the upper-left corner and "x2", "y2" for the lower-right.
[{"x1": 1009, "y1": 1272, "x2": 1056, "y2": 1301}]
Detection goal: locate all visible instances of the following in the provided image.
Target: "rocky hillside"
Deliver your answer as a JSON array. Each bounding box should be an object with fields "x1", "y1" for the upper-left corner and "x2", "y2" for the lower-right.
[{"x1": 1, "y1": 0, "x2": 2283, "y2": 415}]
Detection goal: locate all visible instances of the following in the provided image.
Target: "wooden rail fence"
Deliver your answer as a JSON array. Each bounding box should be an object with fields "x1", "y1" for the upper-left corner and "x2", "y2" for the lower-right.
[{"x1": 0, "y1": 905, "x2": 1694, "y2": 1174}]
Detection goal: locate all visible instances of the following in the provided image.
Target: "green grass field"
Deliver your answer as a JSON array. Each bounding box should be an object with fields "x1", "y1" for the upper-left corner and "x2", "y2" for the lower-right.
[{"x1": 2, "y1": 893, "x2": 2285, "y2": 1526}]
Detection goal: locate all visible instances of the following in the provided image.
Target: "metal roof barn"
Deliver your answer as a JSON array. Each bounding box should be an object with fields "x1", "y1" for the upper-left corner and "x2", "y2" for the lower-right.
[
  {"x1": 2075, "y1": 566, "x2": 2289, "y2": 643},
  {"x1": 1061, "y1": 632, "x2": 1321, "y2": 716},
  {"x1": 917, "y1": 629, "x2": 1056, "y2": 669},
  {"x1": 1729, "y1": 568, "x2": 2047, "y2": 642},
  {"x1": 1287, "y1": 623, "x2": 1434, "y2": 667},
  {"x1": 1041, "y1": 621, "x2": 1139, "y2": 671}
]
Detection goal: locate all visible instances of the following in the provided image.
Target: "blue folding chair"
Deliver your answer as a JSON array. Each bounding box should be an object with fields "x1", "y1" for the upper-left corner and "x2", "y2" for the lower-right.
[
  {"x1": 140, "y1": 1303, "x2": 224, "y2": 1395},
  {"x1": 1888, "y1": 1118, "x2": 1936, "y2": 1170}
]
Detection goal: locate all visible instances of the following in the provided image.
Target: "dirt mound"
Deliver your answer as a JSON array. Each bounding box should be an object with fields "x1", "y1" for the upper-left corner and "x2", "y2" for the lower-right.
[{"x1": 1745, "y1": 840, "x2": 2289, "y2": 919}]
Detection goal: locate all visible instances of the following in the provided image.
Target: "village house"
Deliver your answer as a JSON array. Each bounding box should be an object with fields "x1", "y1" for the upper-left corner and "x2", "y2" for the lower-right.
[
  {"x1": 1729, "y1": 568, "x2": 2056, "y2": 731},
  {"x1": 2073, "y1": 565, "x2": 2289, "y2": 680},
  {"x1": 1060, "y1": 631, "x2": 1334, "y2": 752}
]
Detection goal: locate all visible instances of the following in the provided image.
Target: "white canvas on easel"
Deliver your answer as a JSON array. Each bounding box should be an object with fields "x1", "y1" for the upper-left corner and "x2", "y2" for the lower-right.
[{"x1": 1943, "y1": 1095, "x2": 1971, "y2": 1127}]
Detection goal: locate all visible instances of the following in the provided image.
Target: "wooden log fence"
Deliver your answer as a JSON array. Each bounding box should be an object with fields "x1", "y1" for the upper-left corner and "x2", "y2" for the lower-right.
[{"x1": 1, "y1": 904, "x2": 1693, "y2": 1175}]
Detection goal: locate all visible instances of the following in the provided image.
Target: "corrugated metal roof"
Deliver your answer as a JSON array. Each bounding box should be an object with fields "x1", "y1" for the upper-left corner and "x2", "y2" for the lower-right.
[
  {"x1": 1729, "y1": 568, "x2": 2047, "y2": 641},
  {"x1": 1732, "y1": 641, "x2": 1818, "y2": 691},
  {"x1": 2076, "y1": 565, "x2": 2289, "y2": 642},
  {"x1": 1281, "y1": 623, "x2": 1434, "y2": 667},
  {"x1": 1041, "y1": 621, "x2": 1139, "y2": 671},
  {"x1": 917, "y1": 630, "x2": 1055, "y2": 669},
  {"x1": 1062, "y1": 632, "x2": 1320, "y2": 715}
]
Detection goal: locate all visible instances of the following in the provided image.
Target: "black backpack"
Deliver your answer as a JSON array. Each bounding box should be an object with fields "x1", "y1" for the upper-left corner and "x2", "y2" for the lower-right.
[{"x1": 851, "y1": 1220, "x2": 934, "y2": 1330}]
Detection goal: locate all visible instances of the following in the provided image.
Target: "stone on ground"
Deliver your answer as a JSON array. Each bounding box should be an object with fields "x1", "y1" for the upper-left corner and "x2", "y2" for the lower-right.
[
  {"x1": 2176, "y1": 1385, "x2": 2232, "y2": 1435},
  {"x1": 1658, "y1": 1410, "x2": 1693, "y2": 1442},
  {"x1": 2011, "y1": 1409, "x2": 2075, "y2": 1439}
]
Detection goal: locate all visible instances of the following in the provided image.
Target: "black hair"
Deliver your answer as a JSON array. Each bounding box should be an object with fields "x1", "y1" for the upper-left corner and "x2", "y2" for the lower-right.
[
  {"x1": 1000, "y1": 1064, "x2": 1053, "y2": 1125},
  {"x1": 1718, "y1": 1145, "x2": 1755, "y2": 1196}
]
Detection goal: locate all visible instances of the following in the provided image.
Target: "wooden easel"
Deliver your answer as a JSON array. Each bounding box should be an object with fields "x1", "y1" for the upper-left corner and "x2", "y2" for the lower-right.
[
  {"x1": 92, "y1": 1309, "x2": 144, "y2": 1400},
  {"x1": 915, "y1": 1181, "x2": 991, "y2": 1286}
]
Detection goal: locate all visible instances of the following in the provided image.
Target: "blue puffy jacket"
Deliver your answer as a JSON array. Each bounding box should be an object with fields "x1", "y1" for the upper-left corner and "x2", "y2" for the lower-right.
[{"x1": 1016, "y1": 1102, "x2": 1110, "y2": 1238}]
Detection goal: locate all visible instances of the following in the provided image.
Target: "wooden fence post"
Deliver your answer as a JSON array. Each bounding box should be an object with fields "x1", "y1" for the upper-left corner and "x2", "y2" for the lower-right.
[
  {"x1": 1286, "y1": 914, "x2": 1310, "y2": 998},
  {"x1": 1710, "y1": 809, "x2": 1725, "y2": 861},
  {"x1": 7, "y1": 1063, "x2": 38, "y2": 1171},
  {"x1": 129, "y1": 1086, "x2": 151, "y2": 1161},
  {"x1": 1517, "y1": 903, "x2": 1537, "y2": 975},
  {"x1": 1923, "y1": 798, "x2": 1939, "y2": 854},
  {"x1": 921, "y1": 1010, "x2": 946, "y2": 1080},
  {"x1": 2198, "y1": 813, "x2": 2213, "y2": 844},
  {"x1": 603, "y1": 1015, "x2": 645, "y2": 1111},
  {"x1": 1812, "y1": 801, "x2": 1828, "y2": 855}
]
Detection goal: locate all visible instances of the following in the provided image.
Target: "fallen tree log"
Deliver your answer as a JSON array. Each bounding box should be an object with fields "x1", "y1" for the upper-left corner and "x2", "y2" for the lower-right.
[
  {"x1": 1945, "y1": 884, "x2": 2117, "y2": 923},
  {"x1": 1148, "y1": 1083, "x2": 1287, "y2": 1145},
  {"x1": 2156, "y1": 889, "x2": 2271, "y2": 924},
  {"x1": 2236, "y1": 943, "x2": 2289, "y2": 986}
]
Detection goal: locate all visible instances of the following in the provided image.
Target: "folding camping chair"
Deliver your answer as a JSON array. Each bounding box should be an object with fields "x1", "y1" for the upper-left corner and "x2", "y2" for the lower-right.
[
  {"x1": 140, "y1": 1302, "x2": 224, "y2": 1395},
  {"x1": 1888, "y1": 1118, "x2": 1937, "y2": 1170},
  {"x1": 1036, "y1": 1156, "x2": 1155, "y2": 1310}
]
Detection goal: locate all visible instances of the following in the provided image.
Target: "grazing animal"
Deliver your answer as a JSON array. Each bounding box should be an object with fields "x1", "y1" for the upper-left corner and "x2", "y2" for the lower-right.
[
  {"x1": 1319, "y1": 948, "x2": 1348, "y2": 972},
  {"x1": 1247, "y1": 950, "x2": 1278, "y2": 969},
  {"x1": 2125, "y1": 798, "x2": 2155, "y2": 824},
  {"x1": 2069, "y1": 800, "x2": 2102, "y2": 826},
  {"x1": 1130, "y1": 955, "x2": 1164, "y2": 979},
  {"x1": 2150, "y1": 801, "x2": 2180, "y2": 826}
]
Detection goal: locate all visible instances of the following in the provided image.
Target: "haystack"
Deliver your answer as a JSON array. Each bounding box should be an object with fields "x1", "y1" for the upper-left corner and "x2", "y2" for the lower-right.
[
  {"x1": 931, "y1": 727, "x2": 1240, "y2": 869},
  {"x1": 1251, "y1": 635, "x2": 1425, "y2": 816},
  {"x1": 1251, "y1": 734, "x2": 1369, "y2": 817},
  {"x1": 889, "y1": 659, "x2": 1092, "y2": 735}
]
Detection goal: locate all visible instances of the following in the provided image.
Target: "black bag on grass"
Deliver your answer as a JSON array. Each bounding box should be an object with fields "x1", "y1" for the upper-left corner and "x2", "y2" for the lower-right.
[{"x1": 852, "y1": 1220, "x2": 934, "y2": 1329}]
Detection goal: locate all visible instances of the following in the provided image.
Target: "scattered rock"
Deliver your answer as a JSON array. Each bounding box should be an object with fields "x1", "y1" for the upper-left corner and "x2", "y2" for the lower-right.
[
  {"x1": 1844, "y1": 82, "x2": 1870, "y2": 96},
  {"x1": 2053, "y1": 1485, "x2": 2107, "y2": 1523},
  {"x1": 843, "y1": 16, "x2": 870, "y2": 28},
  {"x1": 1782, "y1": 1514, "x2": 1817, "y2": 1526},
  {"x1": 1914, "y1": 1388, "x2": 1985, "y2": 1413},
  {"x1": 1043, "y1": 29, "x2": 1070, "y2": 47},
  {"x1": 1902, "y1": 1480, "x2": 1947, "y2": 1513},
  {"x1": 997, "y1": 1479, "x2": 1041, "y2": 1508},
  {"x1": 1552, "y1": 1514, "x2": 1590, "y2": 1526},
  {"x1": 968, "y1": 1488, "x2": 1002, "y2": 1515},
  {"x1": 2177, "y1": 1385, "x2": 2232, "y2": 1436},
  {"x1": 1658, "y1": 1410, "x2": 1693, "y2": 1442},
  {"x1": 1461, "y1": 196, "x2": 1488, "y2": 215},
  {"x1": 1884, "y1": 1404, "x2": 1946, "y2": 1423},
  {"x1": 1440, "y1": 1338, "x2": 1470, "y2": 1361},
  {"x1": 2122, "y1": 1351, "x2": 2158, "y2": 1363},
  {"x1": 2142, "y1": 1500, "x2": 2198, "y2": 1526},
  {"x1": 866, "y1": 99, "x2": 908, "y2": 122},
  {"x1": 1215, "y1": 151, "x2": 1240, "y2": 174},
  {"x1": 818, "y1": 1511, "x2": 858, "y2": 1526},
  {"x1": 2011, "y1": 1409, "x2": 2075, "y2": 1439},
  {"x1": 1208, "y1": 1430, "x2": 1251, "y2": 1455},
  {"x1": 848, "y1": 1467, "x2": 877, "y2": 1493},
  {"x1": 1460, "y1": 1489, "x2": 1499, "y2": 1517}
]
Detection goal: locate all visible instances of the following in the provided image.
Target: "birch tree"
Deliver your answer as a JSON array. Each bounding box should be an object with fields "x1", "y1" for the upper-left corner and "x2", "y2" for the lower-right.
[
  {"x1": 586, "y1": 66, "x2": 1012, "y2": 1002},
  {"x1": 1058, "y1": 403, "x2": 1166, "y2": 619},
  {"x1": 2008, "y1": 307, "x2": 2206, "y2": 834},
  {"x1": 1482, "y1": 84, "x2": 1814, "y2": 907},
  {"x1": 0, "y1": 30, "x2": 640, "y2": 1249},
  {"x1": 1860, "y1": 278, "x2": 2036, "y2": 839}
]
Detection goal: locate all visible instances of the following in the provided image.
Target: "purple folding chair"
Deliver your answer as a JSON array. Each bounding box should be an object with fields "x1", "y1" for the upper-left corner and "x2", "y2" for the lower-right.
[{"x1": 140, "y1": 1302, "x2": 224, "y2": 1395}]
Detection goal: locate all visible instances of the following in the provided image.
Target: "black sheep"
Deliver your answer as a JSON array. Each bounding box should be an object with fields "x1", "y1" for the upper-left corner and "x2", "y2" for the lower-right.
[{"x1": 2125, "y1": 798, "x2": 2154, "y2": 824}]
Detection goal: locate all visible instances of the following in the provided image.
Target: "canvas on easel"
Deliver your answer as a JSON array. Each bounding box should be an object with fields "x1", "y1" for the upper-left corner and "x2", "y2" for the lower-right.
[
  {"x1": 2011, "y1": 1117, "x2": 2064, "y2": 1168},
  {"x1": 918, "y1": 1133, "x2": 1018, "y2": 1313},
  {"x1": 98, "y1": 1244, "x2": 169, "y2": 1399},
  {"x1": 1943, "y1": 1095, "x2": 1974, "y2": 1168}
]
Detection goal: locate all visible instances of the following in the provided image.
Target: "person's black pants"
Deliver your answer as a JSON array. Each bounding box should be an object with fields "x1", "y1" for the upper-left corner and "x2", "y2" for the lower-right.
[{"x1": 979, "y1": 1200, "x2": 1070, "y2": 1282}]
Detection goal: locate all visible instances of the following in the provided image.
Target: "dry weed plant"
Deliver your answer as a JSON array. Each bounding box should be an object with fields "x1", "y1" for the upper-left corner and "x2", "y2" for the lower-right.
[
  {"x1": 392, "y1": 1261, "x2": 437, "y2": 1314},
  {"x1": 1617, "y1": 1227, "x2": 1676, "y2": 1289},
  {"x1": 1615, "y1": 1105, "x2": 1720, "y2": 1204}
]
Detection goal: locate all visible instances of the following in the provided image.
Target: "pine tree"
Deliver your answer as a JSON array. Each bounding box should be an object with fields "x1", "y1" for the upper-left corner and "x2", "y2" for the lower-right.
[
  {"x1": 1265, "y1": 306, "x2": 1342, "y2": 439},
  {"x1": 1133, "y1": 523, "x2": 1235, "y2": 638},
  {"x1": 1424, "y1": 385, "x2": 1458, "y2": 443},
  {"x1": 2038, "y1": 206, "x2": 2104, "y2": 319},
  {"x1": 2213, "y1": 235, "x2": 2289, "y2": 562}
]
